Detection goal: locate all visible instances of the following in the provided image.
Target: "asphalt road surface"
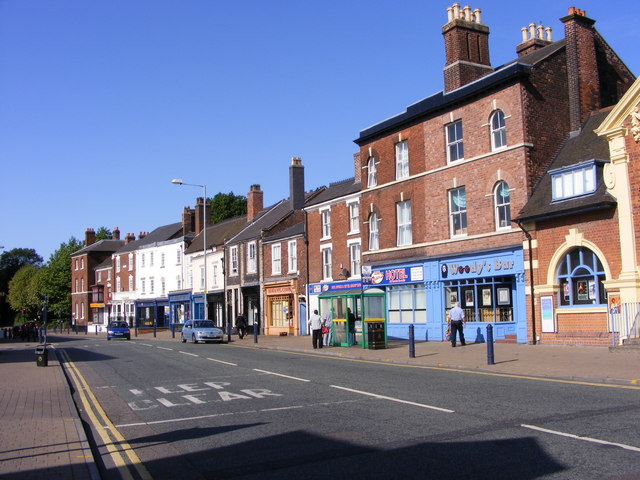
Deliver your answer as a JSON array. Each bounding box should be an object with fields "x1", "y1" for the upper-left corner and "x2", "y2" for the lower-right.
[{"x1": 55, "y1": 335, "x2": 640, "y2": 480}]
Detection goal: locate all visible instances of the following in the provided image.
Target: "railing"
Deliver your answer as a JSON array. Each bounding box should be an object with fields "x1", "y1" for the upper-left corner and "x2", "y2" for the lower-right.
[{"x1": 609, "y1": 302, "x2": 640, "y2": 346}]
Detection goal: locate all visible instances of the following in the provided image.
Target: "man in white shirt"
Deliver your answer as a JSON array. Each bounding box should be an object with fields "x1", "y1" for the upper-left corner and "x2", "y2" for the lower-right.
[
  {"x1": 309, "y1": 309, "x2": 323, "y2": 349},
  {"x1": 448, "y1": 302, "x2": 466, "y2": 347}
]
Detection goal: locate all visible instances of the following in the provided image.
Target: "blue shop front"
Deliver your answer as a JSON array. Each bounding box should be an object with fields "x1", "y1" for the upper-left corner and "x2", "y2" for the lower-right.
[
  {"x1": 168, "y1": 290, "x2": 192, "y2": 331},
  {"x1": 369, "y1": 247, "x2": 527, "y2": 343},
  {"x1": 135, "y1": 298, "x2": 169, "y2": 329}
]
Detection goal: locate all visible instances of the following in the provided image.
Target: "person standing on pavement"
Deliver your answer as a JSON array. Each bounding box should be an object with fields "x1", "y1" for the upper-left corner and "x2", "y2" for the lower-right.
[
  {"x1": 448, "y1": 302, "x2": 466, "y2": 347},
  {"x1": 309, "y1": 309, "x2": 323, "y2": 349},
  {"x1": 236, "y1": 314, "x2": 247, "y2": 339},
  {"x1": 322, "y1": 310, "x2": 333, "y2": 347}
]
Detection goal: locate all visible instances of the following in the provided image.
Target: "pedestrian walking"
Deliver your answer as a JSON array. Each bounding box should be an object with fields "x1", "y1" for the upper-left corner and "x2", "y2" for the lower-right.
[
  {"x1": 236, "y1": 314, "x2": 247, "y2": 339},
  {"x1": 309, "y1": 309, "x2": 323, "y2": 349},
  {"x1": 448, "y1": 302, "x2": 466, "y2": 347}
]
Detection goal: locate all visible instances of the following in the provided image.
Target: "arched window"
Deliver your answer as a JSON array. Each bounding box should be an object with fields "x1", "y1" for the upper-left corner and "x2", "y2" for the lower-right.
[
  {"x1": 494, "y1": 180, "x2": 511, "y2": 229},
  {"x1": 557, "y1": 247, "x2": 606, "y2": 306},
  {"x1": 367, "y1": 157, "x2": 377, "y2": 187},
  {"x1": 490, "y1": 110, "x2": 506, "y2": 150},
  {"x1": 368, "y1": 213, "x2": 379, "y2": 251}
]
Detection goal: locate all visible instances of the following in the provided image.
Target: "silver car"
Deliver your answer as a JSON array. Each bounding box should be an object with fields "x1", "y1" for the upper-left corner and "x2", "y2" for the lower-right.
[{"x1": 181, "y1": 320, "x2": 224, "y2": 344}]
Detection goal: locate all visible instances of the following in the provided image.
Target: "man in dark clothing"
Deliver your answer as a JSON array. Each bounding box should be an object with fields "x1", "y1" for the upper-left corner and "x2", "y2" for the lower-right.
[{"x1": 236, "y1": 315, "x2": 247, "y2": 339}]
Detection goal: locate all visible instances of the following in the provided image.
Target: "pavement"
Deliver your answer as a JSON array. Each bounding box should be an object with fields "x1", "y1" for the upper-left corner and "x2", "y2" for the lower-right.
[{"x1": 1, "y1": 329, "x2": 639, "y2": 479}]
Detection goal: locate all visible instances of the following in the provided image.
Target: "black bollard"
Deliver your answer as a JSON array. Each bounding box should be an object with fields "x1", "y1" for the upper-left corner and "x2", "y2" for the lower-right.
[
  {"x1": 227, "y1": 321, "x2": 232, "y2": 343},
  {"x1": 408, "y1": 324, "x2": 415, "y2": 358},
  {"x1": 153, "y1": 322, "x2": 157, "y2": 338},
  {"x1": 486, "y1": 324, "x2": 495, "y2": 365},
  {"x1": 171, "y1": 324, "x2": 175, "y2": 339},
  {"x1": 253, "y1": 324, "x2": 258, "y2": 344}
]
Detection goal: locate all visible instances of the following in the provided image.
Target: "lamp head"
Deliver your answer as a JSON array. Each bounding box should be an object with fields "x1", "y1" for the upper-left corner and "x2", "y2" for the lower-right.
[{"x1": 171, "y1": 179, "x2": 183, "y2": 185}]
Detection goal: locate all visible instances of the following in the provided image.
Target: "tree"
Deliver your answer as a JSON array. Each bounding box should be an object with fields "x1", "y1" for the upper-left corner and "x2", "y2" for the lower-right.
[
  {"x1": 95, "y1": 226, "x2": 112, "y2": 241},
  {"x1": 41, "y1": 237, "x2": 83, "y2": 320},
  {"x1": 210, "y1": 192, "x2": 247, "y2": 224},
  {"x1": 7, "y1": 265, "x2": 44, "y2": 322},
  {"x1": 0, "y1": 248, "x2": 43, "y2": 324}
]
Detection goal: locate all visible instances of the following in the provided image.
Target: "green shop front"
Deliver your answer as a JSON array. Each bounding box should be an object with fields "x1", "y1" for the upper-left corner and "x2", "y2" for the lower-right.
[{"x1": 309, "y1": 281, "x2": 386, "y2": 348}]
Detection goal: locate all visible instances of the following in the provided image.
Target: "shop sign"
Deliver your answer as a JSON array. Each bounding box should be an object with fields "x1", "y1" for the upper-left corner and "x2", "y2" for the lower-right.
[
  {"x1": 441, "y1": 257, "x2": 515, "y2": 278},
  {"x1": 267, "y1": 286, "x2": 293, "y2": 295},
  {"x1": 367, "y1": 266, "x2": 423, "y2": 286},
  {"x1": 308, "y1": 280, "x2": 363, "y2": 295}
]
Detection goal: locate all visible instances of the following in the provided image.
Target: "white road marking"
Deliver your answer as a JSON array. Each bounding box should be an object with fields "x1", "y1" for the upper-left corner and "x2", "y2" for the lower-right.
[
  {"x1": 157, "y1": 346, "x2": 173, "y2": 351},
  {"x1": 522, "y1": 424, "x2": 640, "y2": 453},
  {"x1": 114, "y1": 400, "x2": 358, "y2": 428},
  {"x1": 330, "y1": 385, "x2": 454, "y2": 413},
  {"x1": 253, "y1": 369, "x2": 310, "y2": 382},
  {"x1": 207, "y1": 357, "x2": 237, "y2": 366},
  {"x1": 141, "y1": 343, "x2": 153, "y2": 347},
  {"x1": 179, "y1": 351, "x2": 199, "y2": 357}
]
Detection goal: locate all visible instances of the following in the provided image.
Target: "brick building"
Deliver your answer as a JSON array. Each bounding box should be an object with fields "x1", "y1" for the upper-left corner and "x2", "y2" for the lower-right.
[{"x1": 352, "y1": 5, "x2": 634, "y2": 344}]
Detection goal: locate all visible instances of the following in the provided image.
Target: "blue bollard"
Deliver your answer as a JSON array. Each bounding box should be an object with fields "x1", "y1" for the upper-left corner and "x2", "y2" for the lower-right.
[
  {"x1": 253, "y1": 324, "x2": 258, "y2": 344},
  {"x1": 227, "y1": 321, "x2": 232, "y2": 343},
  {"x1": 171, "y1": 324, "x2": 175, "y2": 339},
  {"x1": 486, "y1": 324, "x2": 495, "y2": 365},
  {"x1": 153, "y1": 322, "x2": 157, "y2": 338},
  {"x1": 408, "y1": 324, "x2": 415, "y2": 358}
]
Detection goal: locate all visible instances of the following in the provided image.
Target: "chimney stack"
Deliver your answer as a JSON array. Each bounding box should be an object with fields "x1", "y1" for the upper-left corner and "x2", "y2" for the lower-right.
[
  {"x1": 516, "y1": 23, "x2": 553, "y2": 57},
  {"x1": 561, "y1": 7, "x2": 599, "y2": 131},
  {"x1": 289, "y1": 157, "x2": 305, "y2": 211},
  {"x1": 353, "y1": 151, "x2": 361, "y2": 183},
  {"x1": 85, "y1": 228, "x2": 95, "y2": 247},
  {"x1": 247, "y1": 184, "x2": 263, "y2": 222},
  {"x1": 195, "y1": 197, "x2": 209, "y2": 235},
  {"x1": 139, "y1": 231, "x2": 147, "y2": 240},
  {"x1": 442, "y1": 3, "x2": 492, "y2": 92},
  {"x1": 182, "y1": 206, "x2": 195, "y2": 236},
  {"x1": 125, "y1": 233, "x2": 136, "y2": 245},
  {"x1": 112, "y1": 227, "x2": 121, "y2": 240}
]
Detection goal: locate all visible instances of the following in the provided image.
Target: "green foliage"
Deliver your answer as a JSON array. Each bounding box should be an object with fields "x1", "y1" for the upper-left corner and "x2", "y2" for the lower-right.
[
  {"x1": 7, "y1": 264, "x2": 44, "y2": 318},
  {"x1": 210, "y1": 192, "x2": 247, "y2": 224},
  {"x1": 95, "y1": 226, "x2": 112, "y2": 241},
  {"x1": 0, "y1": 248, "x2": 43, "y2": 324},
  {"x1": 42, "y1": 237, "x2": 83, "y2": 320}
]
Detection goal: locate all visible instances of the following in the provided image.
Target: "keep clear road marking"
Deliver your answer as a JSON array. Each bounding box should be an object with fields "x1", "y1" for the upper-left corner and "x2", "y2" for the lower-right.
[
  {"x1": 253, "y1": 369, "x2": 310, "y2": 382},
  {"x1": 522, "y1": 424, "x2": 640, "y2": 453},
  {"x1": 207, "y1": 357, "x2": 237, "y2": 366},
  {"x1": 179, "y1": 351, "x2": 199, "y2": 357},
  {"x1": 330, "y1": 385, "x2": 454, "y2": 413}
]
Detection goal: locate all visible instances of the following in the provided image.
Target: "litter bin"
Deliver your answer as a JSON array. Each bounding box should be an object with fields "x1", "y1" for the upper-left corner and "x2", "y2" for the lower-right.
[
  {"x1": 35, "y1": 345, "x2": 48, "y2": 367},
  {"x1": 367, "y1": 322, "x2": 385, "y2": 350}
]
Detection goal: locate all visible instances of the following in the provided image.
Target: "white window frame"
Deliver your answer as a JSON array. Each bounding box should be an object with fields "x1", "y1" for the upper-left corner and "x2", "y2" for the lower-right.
[
  {"x1": 395, "y1": 140, "x2": 409, "y2": 180},
  {"x1": 115, "y1": 256, "x2": 121, "y2": 273},
  {"x1": 149, "y1": 252, "x2": 154, "y2": 267},
  {"x1": 199, "y1": 266, "x2": 205, "y2": 289},
  {"x1": 449, "y1": 187, "x2": 467, "y2": 237},
  {"x1": 116, "y1": 277, "x2": 121, "y2": 293},
  {"x1": 348, "y1": 240, "x2": 361, "y2": 277},
  {"x1": 128, "y1": 253, "x2": 133, "y2": 271},
  {"x1": 446, "y1": 120, "x2": 464, "y2": 163},
  {"x1": 230, "y1": 246, "x2": 238, "y2": 275},
  {"x1": 176, "y1": 248, "x2": 182, "y2": 265},
  {"x1": 161, "y1": 252, "x2": 165, "y2": 268},
  {"x1": 247, "y1": 241, "x2": 256, "y2": 273},
  {"x1": 396, "y1": 200, "x2": 412, "y2": 246},
  {"x1": 551, "y1": 164, "x2": 596, "y2": 201},
  {"x1": 368, "y1": 213, "x2": 379, "y2": 251},
  {"x1": 288, "y1": 240, "x2": 297, "y2": 273},
  {"x1": 367, "y1": 156, "x2": 377, "y2": 188},
  {"x1": 271, "y1": 244, "x2": 282, "y2": 275},
  {"x1": 140, "y1": 253, "x2": 145, "y2": 268},
  {"x1": 149, "y1": 277, "x2": 155, "y2": 294},
  {"x1": 321, "y1": 245, "x2": 332, "y2": 281},
  {"x1": 494, "y1": 181, "x2": 511, "y2": 230},
  {"x1": 141, "y1": 278, "x2": 146, "y2": 294},
  {"x1": 490, "y1": 110, "x2": 507, "y2": 151},
  {"x1": 320, "y1": 208, "x2": 331, "y2": 239},
  {"x1": 128, "y1": 275, "x2": 133, "y2": 291},
  {"x1": 348, "y1": 201, "x2": 359, "y2": 234}
]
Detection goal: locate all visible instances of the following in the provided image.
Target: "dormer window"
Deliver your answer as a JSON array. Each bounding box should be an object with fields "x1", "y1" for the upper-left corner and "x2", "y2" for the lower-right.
[{"x1": 551, "y1": 162, "x2": 596, "y2": 201}]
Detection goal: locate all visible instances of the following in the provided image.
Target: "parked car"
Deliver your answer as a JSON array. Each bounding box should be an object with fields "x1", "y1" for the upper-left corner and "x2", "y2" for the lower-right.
[
  {"x1": 107, "y1": 321, "x2": 131, "y2": 340},
  {"x1": 181, "y1": 320, "x2": 224, "y2": 344}
]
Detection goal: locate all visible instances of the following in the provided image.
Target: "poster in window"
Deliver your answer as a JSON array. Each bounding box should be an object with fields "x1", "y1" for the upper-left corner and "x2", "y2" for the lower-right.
[
  {"x1": 449, "y1": 291, "x2": 458, "y2": 307},
  {"x1": 465, "y1": 289, "x2": 474, "y2": 307},
  {"x1": 482, "y1": 288, "x2": 492, "y2": 307},
  {"x1": 497, "y1": 287, "x2": 510, "y2": 305},
  {"x1": 577, "y1": 281, "x2": 588, "y2": 301},
  {"x1": 608, "y1": 294, "x2": 620, "y2": 314},
  {"x1": 563, "y1": 282, "x2": 569, "y2": 300},
  {"x1": 588, "y1": 280, "x2": 596, "y2": 300}
]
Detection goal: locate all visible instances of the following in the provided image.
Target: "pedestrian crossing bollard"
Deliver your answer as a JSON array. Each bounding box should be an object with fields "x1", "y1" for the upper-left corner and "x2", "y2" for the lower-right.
[{"x1": 486, "y1": 324, "x2": 495, "y2": 365}]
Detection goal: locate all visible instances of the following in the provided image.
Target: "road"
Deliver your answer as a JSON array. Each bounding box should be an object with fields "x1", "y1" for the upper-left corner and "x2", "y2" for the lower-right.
[{"x1": 55, "y1": 335, "x2": 640, "y2": 480}]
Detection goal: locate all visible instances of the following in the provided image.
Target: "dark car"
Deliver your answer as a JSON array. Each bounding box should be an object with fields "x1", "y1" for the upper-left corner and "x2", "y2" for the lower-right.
[{"x1": 107, "y1": 321, "x2": 131, "y2": 340}]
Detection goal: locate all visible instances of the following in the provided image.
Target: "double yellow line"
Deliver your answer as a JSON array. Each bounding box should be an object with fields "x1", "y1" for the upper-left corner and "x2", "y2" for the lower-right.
[{"x1": 58, "y1": 349, "x2": 152, "y2": 480}]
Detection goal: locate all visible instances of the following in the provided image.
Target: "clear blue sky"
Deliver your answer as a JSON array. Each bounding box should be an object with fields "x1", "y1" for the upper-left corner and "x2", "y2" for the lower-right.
[{"x1": 1, "y1": 1, "x2": 638, "y2": 261}]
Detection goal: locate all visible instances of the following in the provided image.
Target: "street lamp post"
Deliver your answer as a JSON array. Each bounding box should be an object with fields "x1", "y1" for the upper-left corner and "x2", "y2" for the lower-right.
[{"x1": 172, "y1": 179, "x2": 208, "y2": 322}]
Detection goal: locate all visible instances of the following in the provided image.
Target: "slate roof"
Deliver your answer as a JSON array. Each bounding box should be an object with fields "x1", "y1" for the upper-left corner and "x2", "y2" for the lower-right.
[
  {"x1": 263, "y1": 222, "x2": 305, "y2": 243},
  {"x1": 355, "y1": 39, "x2": 566, "y2": 145},
  {"x1": 184, "y1": 215, "x2": 247, "y2": 255},
  {"x1": 71, "y1": 239, "x2": 124, "y2": 257},
  {"x1": 95, "y1": 257, "x2": 113, "y2": 270},
  {"x1": 515, "y1": 109, "x2": 616, "y2": 222},
  {"x1": 304, "y1": 177, "x2": 361, "y2": 208},
  {"x1": 115, "y1": 222, "x2": 187, "y2": 254}
]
